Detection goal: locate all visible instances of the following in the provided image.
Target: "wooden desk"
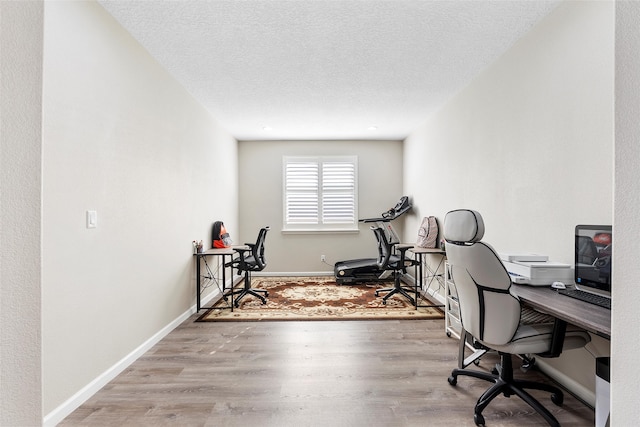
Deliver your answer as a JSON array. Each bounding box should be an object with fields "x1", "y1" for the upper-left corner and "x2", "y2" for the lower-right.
[{"x1": 512, "y1": 284, "x2": 611, "y2": 339}]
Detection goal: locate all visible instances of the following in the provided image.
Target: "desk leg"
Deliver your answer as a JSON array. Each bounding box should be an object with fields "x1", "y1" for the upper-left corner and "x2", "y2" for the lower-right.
[
  {"x1": 417, "y1": 254, "x2": 424, "y2": 309},
  {"x1": 196, "y1": 255, "x2": 202, "y2": 311},
  {"x1": 425, "y1": 256, "x2": 445, "y2": 294},
  {"x1": 417, "y1": 253, "x2": 445, "y2": 309},
  {"x1": 225, "y1": 254, "x2": 233, "y2": 312},
  {"x1": 196, "y1": 253, "x2": 236, "y2": 312}
]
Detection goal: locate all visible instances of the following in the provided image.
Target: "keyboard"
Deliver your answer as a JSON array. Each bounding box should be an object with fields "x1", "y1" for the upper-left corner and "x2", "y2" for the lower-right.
[{"x1": 558, "y1": 288, "x2": 611, "y2": 310}]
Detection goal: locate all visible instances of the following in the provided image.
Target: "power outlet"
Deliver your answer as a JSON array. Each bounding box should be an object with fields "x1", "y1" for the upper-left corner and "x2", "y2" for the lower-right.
[{"x1": 321, "y1": 254, "x2": 326, "y2": 262}]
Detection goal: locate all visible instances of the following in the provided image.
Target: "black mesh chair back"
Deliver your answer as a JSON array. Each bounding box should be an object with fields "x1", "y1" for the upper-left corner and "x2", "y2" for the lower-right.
[
  {"x1": 372, "y1": 226, "x2": 397, "y2": 270},
  {"x1": 239, "y1": 226, "x2": 268, "y2": 272}
]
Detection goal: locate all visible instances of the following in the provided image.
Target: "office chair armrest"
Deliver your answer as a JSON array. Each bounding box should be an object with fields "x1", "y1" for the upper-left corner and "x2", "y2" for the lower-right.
[
  {"x1": 395, "y1": 244, "x2": 419, "y2": 269},
  {"x1": 536, "y1": 319, "x2": 568, "y2": 358},
  {"x1": 395, "y1": 244, "x2": 414, "y2": 259},
  {"x1": 227, "y1": 245, "x2": 252, "y2": 267},
  {"x1": 234, "y1": 243, "x2": 255, "y2": 253}
]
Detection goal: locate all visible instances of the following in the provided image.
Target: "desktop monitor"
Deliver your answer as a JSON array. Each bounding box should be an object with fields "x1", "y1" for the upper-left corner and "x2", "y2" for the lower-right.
[{"x1": 574, "y1": 224, "x2": 612, "y2": 297}]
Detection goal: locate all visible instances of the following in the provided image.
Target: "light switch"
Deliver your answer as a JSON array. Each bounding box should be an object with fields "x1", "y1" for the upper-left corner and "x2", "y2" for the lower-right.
[{"x1": 86, "y1": 210, "x2": 97, "y2": 228}]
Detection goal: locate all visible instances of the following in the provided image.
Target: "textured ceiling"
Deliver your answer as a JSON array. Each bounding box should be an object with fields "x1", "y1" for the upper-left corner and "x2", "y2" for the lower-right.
[{"x1": 98, "y1": 0, "x2": 560, "y2": 141}]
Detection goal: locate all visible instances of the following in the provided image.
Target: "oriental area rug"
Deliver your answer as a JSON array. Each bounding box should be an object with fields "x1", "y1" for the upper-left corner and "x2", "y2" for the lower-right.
[{"x1": 197, "y1": 276, "x2": 444, "y2": 322}]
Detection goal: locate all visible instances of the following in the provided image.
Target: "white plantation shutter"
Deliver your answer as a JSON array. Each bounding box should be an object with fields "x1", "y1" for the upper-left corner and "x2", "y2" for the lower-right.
[
  {"x1": 284, "y1": 156, "x2": 358, "y2": 231},
  {"x1": 322, "y1": 161, "x2": 355, "y2": 224},
  {"x1": 285, "y1": 161, "x2": 319, "y2": 225}
]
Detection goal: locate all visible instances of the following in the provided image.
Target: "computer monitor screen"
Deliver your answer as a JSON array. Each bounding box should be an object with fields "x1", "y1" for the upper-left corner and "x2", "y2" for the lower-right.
[{"x1": 575, "y1": 224, "x2": 612, "y2": 296}]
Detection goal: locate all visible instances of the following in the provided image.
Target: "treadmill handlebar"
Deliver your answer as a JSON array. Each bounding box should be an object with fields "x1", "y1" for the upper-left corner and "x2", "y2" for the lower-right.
[{"x1": 359, "y1": 217, "x2": 390, "y2": 223}]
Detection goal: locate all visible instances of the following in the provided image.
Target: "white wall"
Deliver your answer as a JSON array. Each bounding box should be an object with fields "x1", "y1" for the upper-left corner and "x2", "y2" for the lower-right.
[
  {"x1": 0, "y1": 1, "x2": 44, "y2": 425},
  {"x1": 613, "y1": 1, "x2": 640, "y2": 423},
  {"x1": 403, "y1": 0, "x2": 613, "y2": 405},
  {"x1": 238, "y1": 140, "x2": 403, "y2": 273},
  {"x1": 41, "y1": 1, "x2": 237, "y2": 419},
  {"x1": 404, "y1": 1, "x2": 613, "y2": 263}
]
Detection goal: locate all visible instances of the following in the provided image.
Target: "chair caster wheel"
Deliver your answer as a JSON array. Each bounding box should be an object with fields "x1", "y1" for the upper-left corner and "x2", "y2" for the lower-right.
[
  {"x1": 265, "y1": 292, "x2": 269, "y2": 297},
  {"x1": 447, "y1": 375, "x2": 457, "y2": 386},
  {"x1": 551, "y1": 392, "x2": 564, "y2": 406},
  {"x1": 473, "y1": 359, "x2": 481, "y2": 366},
  {"x1": 521, "y1": 357, "x2": 535, "y2": 372},
  {"x1": 382, "y1": 300, "x2": 387, "y2": 305},
  {"x1": 474, "y1": 413, "x2": 485, "y2": 426},
  {"x1": 446, "y1": 331, "x2": 452, "y2": 337}
]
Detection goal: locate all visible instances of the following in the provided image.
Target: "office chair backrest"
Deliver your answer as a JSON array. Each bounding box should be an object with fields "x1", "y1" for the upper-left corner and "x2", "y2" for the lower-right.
[
  {"x1": 443, "y1": 209, "x2": 521, "y2": 346},
  {"x1": 252, "y1": 227, "x2": 269, "y2": 270},
  {"x1": 372, "y1": 226, "x2": 393, "y2": 270}
]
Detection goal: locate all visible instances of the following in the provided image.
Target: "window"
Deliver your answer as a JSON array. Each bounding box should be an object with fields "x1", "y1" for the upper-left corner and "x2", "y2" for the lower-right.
[{"x1": 283, "y1": 156, "x2": 358, "y2": 231}]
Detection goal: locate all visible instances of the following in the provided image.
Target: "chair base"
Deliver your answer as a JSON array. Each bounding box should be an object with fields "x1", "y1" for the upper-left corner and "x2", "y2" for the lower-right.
[
  {"x1": 230, "y1": 288, "x2": 268, "y2": 307},
  {"x1": 375, "y1": 273, "x2": 415, "y2": 306},
  {"x1": 226, "y1": 272, "x2": 268, "y2": 307},
  {"x1": 448, "y1": 352, "x2": 563, "y2": 427}
]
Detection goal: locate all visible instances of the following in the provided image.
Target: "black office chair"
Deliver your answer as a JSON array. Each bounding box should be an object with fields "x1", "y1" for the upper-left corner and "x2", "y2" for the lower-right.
[
  {"x1": 443, "y1": 209, "x2": 591, "y2": 427},
  {"x1": 226, "y1": 226, "x2": 270, "y2": 307},
  {"x1": 371, "y1": 225, "x2": 419, "y2": 305}
]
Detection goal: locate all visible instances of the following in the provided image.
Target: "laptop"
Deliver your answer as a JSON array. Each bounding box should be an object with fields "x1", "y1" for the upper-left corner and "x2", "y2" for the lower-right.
[{"x1": 558, "y1": 225, "x2": 612, "y2": 309}]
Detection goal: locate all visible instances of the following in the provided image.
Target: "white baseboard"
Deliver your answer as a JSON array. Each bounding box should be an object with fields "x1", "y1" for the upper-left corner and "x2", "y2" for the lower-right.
[
  {"x1": 535, "y1": 359, "x2": 596, "y2": 408},
  {"x1": 43, "y1": 291, "x2": 220, "y2": 427}
]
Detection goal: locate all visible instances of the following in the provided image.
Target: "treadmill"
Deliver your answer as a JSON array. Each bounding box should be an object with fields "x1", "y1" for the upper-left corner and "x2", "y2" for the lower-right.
[{"x1": 334, "y1": 196, "x2": 411, "y2": 284}]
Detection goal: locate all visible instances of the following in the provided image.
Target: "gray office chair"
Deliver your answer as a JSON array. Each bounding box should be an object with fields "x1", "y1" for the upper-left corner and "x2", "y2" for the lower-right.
[
  {"x1": 443, "y1": 209, "x2": 591, "y2": 427},
  {"x1": 371, "y1": 225, "x2": 419, "y2": 305}
]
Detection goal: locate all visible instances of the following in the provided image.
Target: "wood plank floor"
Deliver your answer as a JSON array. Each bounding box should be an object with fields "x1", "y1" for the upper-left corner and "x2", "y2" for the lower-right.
[{"x1": 60, "y1": 316, "x2": 594, "y2": 426}]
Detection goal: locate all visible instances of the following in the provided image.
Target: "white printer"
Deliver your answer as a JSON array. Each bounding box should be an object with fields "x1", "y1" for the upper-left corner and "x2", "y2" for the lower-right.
[{"x1": 499, "y1": 253, "x2": 572, "y2": 286}]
